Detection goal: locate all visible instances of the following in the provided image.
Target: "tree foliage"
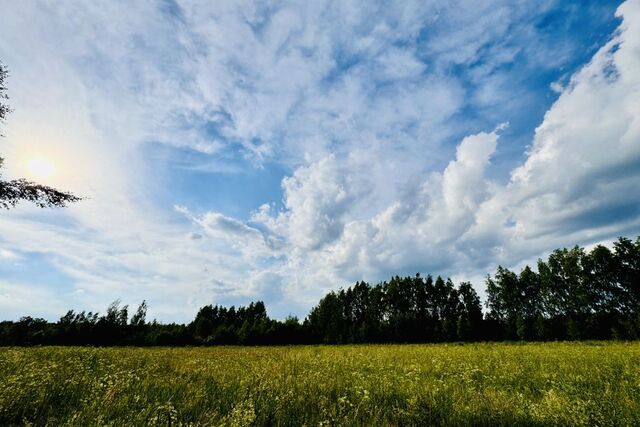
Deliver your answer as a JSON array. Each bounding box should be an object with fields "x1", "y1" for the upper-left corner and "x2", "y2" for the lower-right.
[
  {"x1": 1, "y1": 236, "x2": 639, "y2": 346},
  {"x1": 0, "y1": 62, "x2": 10, "y2": 130},
  {"x1": 487, "y1": 237, "x2": 640, "y2": 340}
]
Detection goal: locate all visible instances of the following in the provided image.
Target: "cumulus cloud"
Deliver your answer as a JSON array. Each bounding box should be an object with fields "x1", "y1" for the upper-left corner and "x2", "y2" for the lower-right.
[
  {"x1": 255, "y1": 125, "x2": 506, "y2": 290},
  {"x1": 278, "y1": 156, "x2": 362, "y2": 250},
  {"x1": 251, "y1": 0, "x2": 640, "y2": 302},
  {"x1": 478, "y1": 0, "x2": 640, "y2": 252}
]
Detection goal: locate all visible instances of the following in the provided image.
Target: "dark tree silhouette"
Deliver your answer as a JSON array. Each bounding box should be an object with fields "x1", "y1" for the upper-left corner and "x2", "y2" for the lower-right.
[
  {"x1": 0, "y1": 61, "x2": 81, "y2": 209},
  {"x1": 0, "y1": 236, "x2": 639, "y2": 346},
  {"x1": 0, "y1": 62, "x2": 10, "y2": 132}
]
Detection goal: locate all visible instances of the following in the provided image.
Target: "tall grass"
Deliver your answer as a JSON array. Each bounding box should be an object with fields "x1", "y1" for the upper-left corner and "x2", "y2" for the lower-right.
[{"x1": 1, "y1": 342, "x2": 639, "y2": 426}]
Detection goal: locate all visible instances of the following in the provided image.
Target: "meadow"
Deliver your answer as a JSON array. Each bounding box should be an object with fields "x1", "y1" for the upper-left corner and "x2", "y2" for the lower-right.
[{"x1": 0, "y1": 342, "x2": 639, "y2": 426}]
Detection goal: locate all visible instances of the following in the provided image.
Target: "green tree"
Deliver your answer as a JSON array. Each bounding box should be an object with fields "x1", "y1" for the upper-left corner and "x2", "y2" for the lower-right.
[
  {"x1": 456, "y1": 282, "x2": 483, "y2": 341},
  {"x1": 614, "y1": 237, "x2": 640, "y2": 314},
  {"x1": 130, "y1": 301, "x2": 148, "y2": 326},
  {"x1": 539, "y1": 247, "x2": 591, "y2": 339},
  {"x1": 612, "y1": 237, "x2": 640, "y2": 338},
  {"x1": 307, "y1": 291, "x2": 345, "y2": 343},
  {"x1": 485, "y1": 266, "x2": 520, "y2": 339},
  {"x1": 385, "y1": 275, "x2": 419, "y2": 342},
  {"x1": 517, "y1": 266, "x2": 544, "y2": 340},
  {"x1": 441, "y1": 279, "x2": 460, "y2": 341}
]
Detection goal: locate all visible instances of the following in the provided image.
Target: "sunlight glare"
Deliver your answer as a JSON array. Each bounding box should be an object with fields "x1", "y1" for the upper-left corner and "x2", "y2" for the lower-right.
[{"x1": 27, "y1": 157, "x2": 56, "y2": 179}]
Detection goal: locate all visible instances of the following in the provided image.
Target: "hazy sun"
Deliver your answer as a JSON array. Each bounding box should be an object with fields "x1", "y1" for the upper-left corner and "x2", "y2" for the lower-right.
[{"x1": 27, "y1": 157, "x2": 56, "y2": 179}]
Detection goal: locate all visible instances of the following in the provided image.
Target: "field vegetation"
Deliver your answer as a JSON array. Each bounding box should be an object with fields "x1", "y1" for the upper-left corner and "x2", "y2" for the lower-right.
[{"x1": 1, "y1": 342, "x2": 639, "y2": 426}]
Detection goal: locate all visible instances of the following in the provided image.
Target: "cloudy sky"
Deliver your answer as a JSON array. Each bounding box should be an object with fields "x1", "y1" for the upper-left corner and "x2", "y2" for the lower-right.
[{"x1": 0, "y1": 0, "x2": 638, "y2": 321}]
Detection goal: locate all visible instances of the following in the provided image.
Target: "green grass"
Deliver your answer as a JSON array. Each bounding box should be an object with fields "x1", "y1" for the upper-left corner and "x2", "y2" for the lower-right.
[{"x1": 0, "y1": 342, "x2": 639, "y2": 426}]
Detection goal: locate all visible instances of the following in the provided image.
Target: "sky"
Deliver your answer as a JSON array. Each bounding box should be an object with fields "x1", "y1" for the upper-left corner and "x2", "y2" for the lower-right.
[{"x1": 0, "y1": 0, "x2": 639, "y2": 322}]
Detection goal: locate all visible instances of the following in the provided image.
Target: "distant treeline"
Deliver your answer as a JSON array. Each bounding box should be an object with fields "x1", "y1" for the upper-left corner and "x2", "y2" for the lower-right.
[{"x1": 1, "y1": 236, "x2": 639, "y2": 346}]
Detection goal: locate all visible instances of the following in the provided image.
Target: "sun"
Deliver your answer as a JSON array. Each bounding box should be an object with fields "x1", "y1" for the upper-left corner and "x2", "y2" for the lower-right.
[{"x1": 27, "y1": 157, "x2": 56, "y2": 180}]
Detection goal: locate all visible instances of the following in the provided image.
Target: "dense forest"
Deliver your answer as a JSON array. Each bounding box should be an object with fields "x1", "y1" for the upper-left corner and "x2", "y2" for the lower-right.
[{"x1": 1, "y1": 236, "x2": 638, "y2": 346}]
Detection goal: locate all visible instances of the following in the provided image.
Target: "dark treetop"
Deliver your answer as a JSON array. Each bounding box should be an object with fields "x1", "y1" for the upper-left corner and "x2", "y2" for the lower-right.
[{"x1": 1, "y1": 236, "x2": 639, "y2": 346}]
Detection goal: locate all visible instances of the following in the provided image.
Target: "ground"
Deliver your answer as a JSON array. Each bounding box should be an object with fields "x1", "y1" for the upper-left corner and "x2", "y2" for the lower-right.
[{"x1": 1, "y1": 342, "x2": 639, "y2": 426}]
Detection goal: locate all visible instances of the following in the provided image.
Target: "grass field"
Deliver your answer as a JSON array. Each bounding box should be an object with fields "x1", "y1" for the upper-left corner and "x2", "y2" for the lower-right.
[{"x1": 1, "y1": 342, "x2": 639, "y2": 426}]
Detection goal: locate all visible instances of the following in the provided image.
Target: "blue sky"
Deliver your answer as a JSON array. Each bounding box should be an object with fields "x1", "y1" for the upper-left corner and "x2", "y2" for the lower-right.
[{"x1": 0, "y1": 0, "x2": 639, "y2": 321}]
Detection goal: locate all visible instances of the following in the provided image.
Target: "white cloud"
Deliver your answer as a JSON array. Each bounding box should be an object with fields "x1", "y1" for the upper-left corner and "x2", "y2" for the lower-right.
[
  {"x1": 0, "y1": 281, "x2": 70, "y2": 320},
  {"x1": 250, "y1": 0, "x2": 640, "y2": 303},
  {"x1": 0, "y1": 249, "x2": 18, "y2": 260},
  {"x1": 278, "y1": 156, "x2": 362, "y2": 250},
  {"x1": 0, "y1": 0, "x2": 637, "y2": 321}
]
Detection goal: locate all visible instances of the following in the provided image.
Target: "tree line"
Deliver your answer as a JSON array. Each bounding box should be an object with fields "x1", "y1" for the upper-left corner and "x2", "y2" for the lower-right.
[{"x1": 1, "y1": 236, "x2": 638, "y2": 346}]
